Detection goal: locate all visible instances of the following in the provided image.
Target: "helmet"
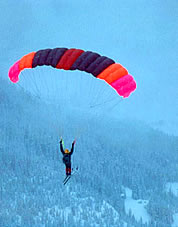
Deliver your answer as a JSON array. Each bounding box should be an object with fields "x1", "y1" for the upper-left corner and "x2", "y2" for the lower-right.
[{"x1": 64, "y1": 149, "x2": 70, "y2": 154}]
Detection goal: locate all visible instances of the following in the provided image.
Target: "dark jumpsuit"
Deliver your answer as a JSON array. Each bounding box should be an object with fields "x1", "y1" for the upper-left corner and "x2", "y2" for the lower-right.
[{"x1": 60, "y1": 141, "x2": 74, "y2": 176}]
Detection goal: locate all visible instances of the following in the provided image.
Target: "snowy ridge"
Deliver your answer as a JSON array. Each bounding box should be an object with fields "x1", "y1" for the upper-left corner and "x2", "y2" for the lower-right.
[
  {"x1": 173, "y1": 213, "x2": 178, "y2": 227},
  {"x1": 150, "y1": 120, "x2": 178, "y2": 137},
  {"x1": 33, "y1": 193, "x2": 122, "y2": 227},
  {"x1": 124, "y1": 187, "x2": 150, "y2": 224},
  {"x1": 166, "y1": 182, "x2": 178, "y2": 197},
  {"x1": 165, "y1": 182, "x2": 178, "y2": 227}
]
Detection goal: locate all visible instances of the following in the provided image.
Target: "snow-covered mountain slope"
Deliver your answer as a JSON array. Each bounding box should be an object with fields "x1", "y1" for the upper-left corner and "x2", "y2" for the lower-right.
[{"x1": 124, "y1": 187, "x2": 150, "y2": 224}]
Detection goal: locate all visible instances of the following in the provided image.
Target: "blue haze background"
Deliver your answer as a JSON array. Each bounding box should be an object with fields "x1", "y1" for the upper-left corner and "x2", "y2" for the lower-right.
[
  {"x1": 1, "y1": 1, "x2": 178, "y2": 226},
  {"x1": 1, "y1": 0, "x2": 178, "y2": 135}
]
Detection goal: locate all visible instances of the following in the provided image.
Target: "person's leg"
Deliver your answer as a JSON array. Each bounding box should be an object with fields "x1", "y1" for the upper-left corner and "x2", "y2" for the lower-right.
[
  {"x1": 66, "y1": 163, "x2": 71, "y2": 176},
  {"x1": 65, "y1": 165, "x2": 69, "y2": 176}
]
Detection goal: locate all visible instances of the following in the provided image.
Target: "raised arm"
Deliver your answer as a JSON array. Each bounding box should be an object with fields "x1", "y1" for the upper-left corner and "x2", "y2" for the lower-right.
[
  {"x1": 70, "y1": 140, "x2": 76, "y2": 155},
  {"x1": 60, "y1": 139, "x2": 64, "y2": 154}
]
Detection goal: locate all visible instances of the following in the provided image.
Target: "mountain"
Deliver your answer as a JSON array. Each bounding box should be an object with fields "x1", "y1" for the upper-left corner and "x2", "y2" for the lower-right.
[{"x1": 1, "y1": 78, "x2": 178, "y2": 227}]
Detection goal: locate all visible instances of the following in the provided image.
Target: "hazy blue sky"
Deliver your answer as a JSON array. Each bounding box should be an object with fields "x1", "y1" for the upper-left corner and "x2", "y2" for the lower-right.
[{"x1": 1, "y1": 0, "x2": 178, "y2": 133}]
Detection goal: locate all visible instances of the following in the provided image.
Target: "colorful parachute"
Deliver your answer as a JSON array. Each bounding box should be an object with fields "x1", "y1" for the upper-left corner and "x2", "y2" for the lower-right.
[{"x1": 8, "y1": 48, "x2": 136, "y2": 98}]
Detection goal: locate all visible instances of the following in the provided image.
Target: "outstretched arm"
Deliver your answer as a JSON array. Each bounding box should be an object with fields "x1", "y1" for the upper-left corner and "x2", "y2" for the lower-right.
[
  {"x1": 60, "y1": 139, "x2": 64, "y2": 154},
  {"x1": 70, "y1": 140, "x2": 76, "y2": 155}
]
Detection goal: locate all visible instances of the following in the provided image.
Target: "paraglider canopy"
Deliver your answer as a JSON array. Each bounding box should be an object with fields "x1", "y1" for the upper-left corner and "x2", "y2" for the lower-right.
[{"x1": 8, "y1": 47, "x2": 136, "y2": 98}]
